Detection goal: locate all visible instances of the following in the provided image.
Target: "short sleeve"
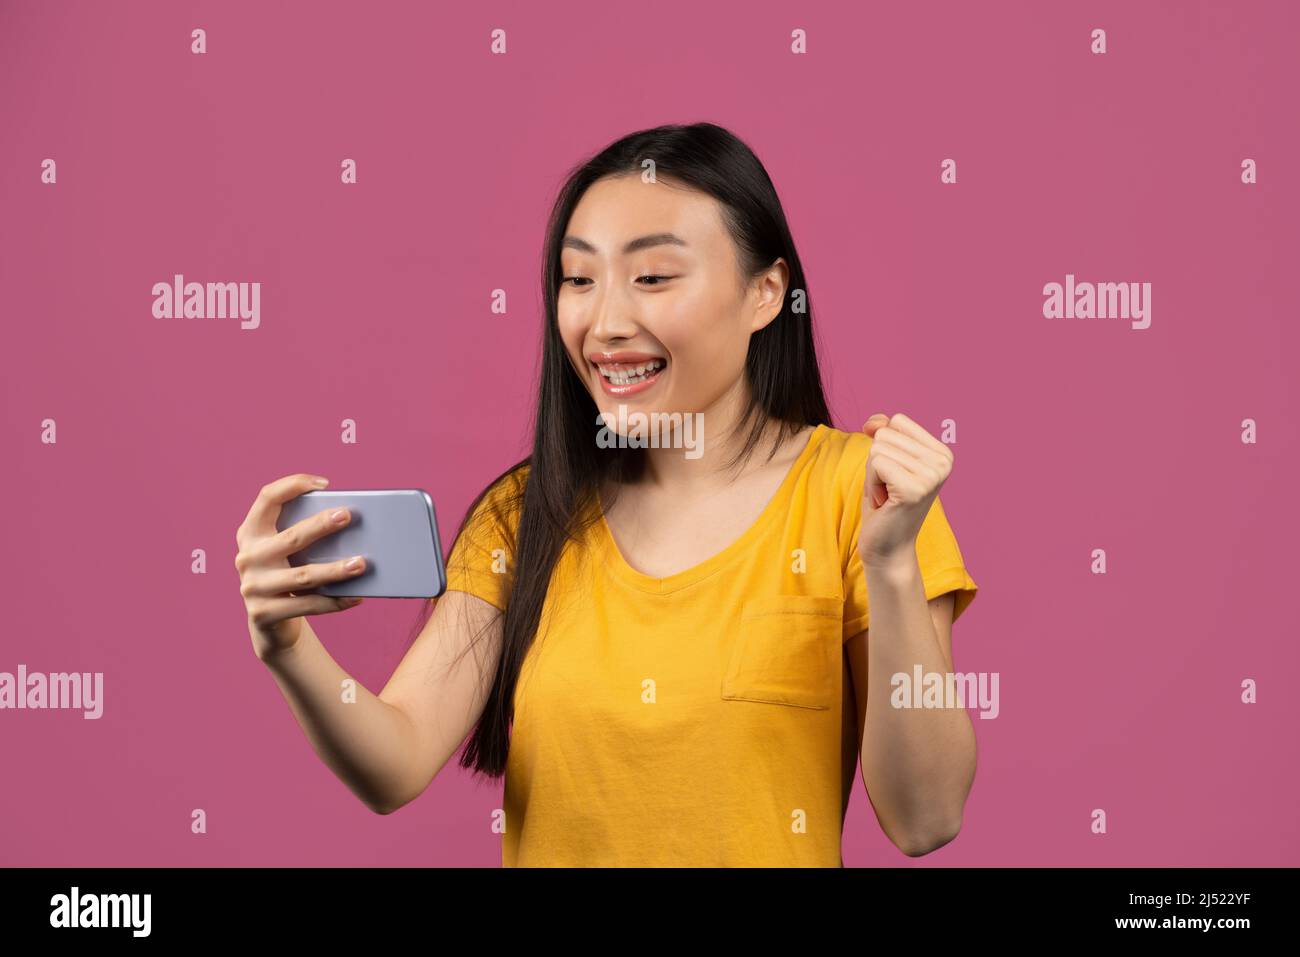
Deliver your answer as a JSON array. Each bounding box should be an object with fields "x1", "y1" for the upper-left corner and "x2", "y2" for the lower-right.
[
  {"x1": 441, "y1": 466, "x2": 528, "y2": 612},
  {"x1": 840, "y1": 459, "x2": 978, "y2": 641}
]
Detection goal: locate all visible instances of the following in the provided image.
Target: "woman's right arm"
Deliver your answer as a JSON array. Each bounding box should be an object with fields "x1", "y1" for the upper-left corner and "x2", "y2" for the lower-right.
[
  {"x1": 238, "y1": 474, "x2": 504, "y2": 815},
  {"x1": 257, "y1": 592, "x2": 502, "y2": 815}
]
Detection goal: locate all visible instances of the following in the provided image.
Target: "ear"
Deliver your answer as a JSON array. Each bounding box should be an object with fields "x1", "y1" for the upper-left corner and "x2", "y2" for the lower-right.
[{"x1": 748, "y1": 257, "x2": 789, "y2": 333}]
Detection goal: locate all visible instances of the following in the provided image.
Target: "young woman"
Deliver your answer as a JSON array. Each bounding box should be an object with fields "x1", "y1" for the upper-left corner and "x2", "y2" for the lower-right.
[{"x1": 237, "y1": 122, "x2": 979, "y2": 867}]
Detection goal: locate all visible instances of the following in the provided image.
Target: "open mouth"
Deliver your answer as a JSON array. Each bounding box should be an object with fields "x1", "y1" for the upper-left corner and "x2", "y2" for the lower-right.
[
  {"x1": 592, "y1": 356, "x2": 670, "y2": 392},
  {"x1": 594, "y1": 357, "x2": 667, "y2": 387}
]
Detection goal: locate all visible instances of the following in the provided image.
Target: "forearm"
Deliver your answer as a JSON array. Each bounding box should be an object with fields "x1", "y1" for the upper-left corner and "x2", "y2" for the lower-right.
[
  {"x1": 259, "y1": 619, "x2": 422, "y2": 814},
  {"x1": 859, "y1": 553, "x2": 976, "y2": 854}
]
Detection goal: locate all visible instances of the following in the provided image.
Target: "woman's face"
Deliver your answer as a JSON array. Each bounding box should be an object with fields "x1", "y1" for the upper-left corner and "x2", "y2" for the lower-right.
[{"x1": 557, "y1": 174, "x2": 787, "y2": 436}]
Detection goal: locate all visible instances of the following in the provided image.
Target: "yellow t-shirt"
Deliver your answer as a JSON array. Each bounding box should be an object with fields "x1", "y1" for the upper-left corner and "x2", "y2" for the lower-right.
[{"x1": 443, "y1": 423, "x2": 978, "y2": 866}]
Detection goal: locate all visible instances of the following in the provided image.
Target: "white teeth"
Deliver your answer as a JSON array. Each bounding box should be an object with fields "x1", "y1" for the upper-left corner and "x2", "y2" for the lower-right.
[{"x1": 596, "y1": 358, "x2": 664, "y2": 385}]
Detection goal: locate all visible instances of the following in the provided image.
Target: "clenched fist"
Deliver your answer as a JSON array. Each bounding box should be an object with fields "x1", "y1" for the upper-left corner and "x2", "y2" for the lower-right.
[{"x1": 858, "y1": 412, "x2": 954, "y2": 567}]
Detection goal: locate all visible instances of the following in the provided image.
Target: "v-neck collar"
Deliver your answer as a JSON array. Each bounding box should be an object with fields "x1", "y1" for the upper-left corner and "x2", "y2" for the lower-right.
[{"x1": 593, "y1": 424, "x2": 828, "y2": 595}]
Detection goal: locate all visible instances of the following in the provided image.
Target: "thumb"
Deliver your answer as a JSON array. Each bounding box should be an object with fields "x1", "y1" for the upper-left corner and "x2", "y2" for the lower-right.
[
  {"x1": 864, "y1": 449, "x2": 888, "y2": 512},
  {"x1": 862, "y1": 412, "x2": 890, "y2": 437}
]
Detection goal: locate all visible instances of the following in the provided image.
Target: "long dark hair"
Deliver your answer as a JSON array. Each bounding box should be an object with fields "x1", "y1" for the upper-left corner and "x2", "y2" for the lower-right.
[{"x1": 407, "y1": 122, "x2": 832, "y2": 780}]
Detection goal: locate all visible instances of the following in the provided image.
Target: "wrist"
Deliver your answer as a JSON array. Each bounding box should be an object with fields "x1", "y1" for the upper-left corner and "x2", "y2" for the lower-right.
[
  {"x1": 255, "y1": 632, "x2": 307, "y2": 670},
  {"x1": 860, "y1": 545, "x2": 920, "y2": 582}
]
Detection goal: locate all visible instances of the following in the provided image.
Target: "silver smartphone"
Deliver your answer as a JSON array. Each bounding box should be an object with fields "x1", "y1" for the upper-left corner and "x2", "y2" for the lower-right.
[{"x1": 275, "y1": 489, "x2": 447, "y2": 599}]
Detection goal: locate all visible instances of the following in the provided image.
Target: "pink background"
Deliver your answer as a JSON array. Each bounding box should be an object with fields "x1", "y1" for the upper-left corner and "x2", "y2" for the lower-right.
[{"x1": 2, "y1": 0, "x2": 1296, "y2": 867}]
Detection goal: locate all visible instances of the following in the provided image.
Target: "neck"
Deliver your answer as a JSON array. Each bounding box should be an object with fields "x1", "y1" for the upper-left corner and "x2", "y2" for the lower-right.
[{"x1": 635, "y1": 379, "x2": 801, "y2": 495}]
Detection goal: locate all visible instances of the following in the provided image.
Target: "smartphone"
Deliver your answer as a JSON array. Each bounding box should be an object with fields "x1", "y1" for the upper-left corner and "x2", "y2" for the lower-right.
[{"x1": 275, "y1": 489, "x2": 447, "y2": 599}]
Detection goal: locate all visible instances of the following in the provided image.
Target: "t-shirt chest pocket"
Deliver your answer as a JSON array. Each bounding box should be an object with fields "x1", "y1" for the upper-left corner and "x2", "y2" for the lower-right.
[{"x1": 721, "y1": 595, "x2": 844, "y2": 710}]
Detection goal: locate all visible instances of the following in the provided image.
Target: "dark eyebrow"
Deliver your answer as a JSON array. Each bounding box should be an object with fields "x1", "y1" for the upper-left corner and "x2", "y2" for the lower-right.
[{"x1": 562, "y1": 232, "x2": 688, "y2": 256}]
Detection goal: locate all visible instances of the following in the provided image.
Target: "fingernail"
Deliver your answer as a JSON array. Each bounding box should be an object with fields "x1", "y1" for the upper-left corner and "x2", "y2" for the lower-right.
[
  {"x1": 331, "y1": 509, "x2": 348, "y2": 524},
  {"x1": 345, "y1": 556, "x2": 363, "y2": 571},
  {"x1": 313, "y1": 476, "x2": 330, "y2": 487}
]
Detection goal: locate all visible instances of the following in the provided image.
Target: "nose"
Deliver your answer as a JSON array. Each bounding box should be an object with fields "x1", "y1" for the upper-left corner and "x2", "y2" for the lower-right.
[{"x1": 588, "y1": 279, "x2": 641, "y2": 344}]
